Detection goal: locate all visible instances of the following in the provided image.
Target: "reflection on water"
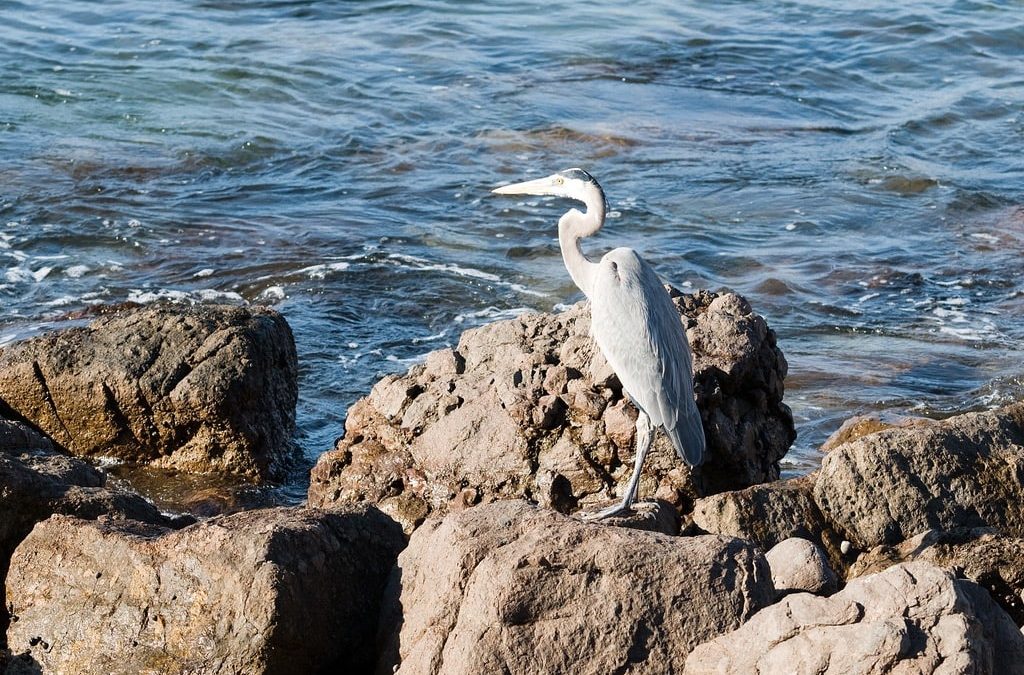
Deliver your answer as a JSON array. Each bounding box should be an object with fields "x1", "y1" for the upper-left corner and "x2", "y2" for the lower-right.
[{"x1": 2, "y1": 1, "x2": 1023, "y2": 501}]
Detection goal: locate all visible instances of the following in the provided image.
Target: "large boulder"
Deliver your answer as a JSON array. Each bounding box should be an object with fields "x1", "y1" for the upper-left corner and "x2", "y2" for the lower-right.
[
  {"x1": 377, "y1": 500, "x2": 775, "y2": 675},
  {"x1": 310, "y1": 290, "x2": 794, "y2": 532},
  {"x1": 691, "y1": 474, "x2": 845, "y2": 569},
  {"x1": 5, "y1": 505, "x2": 405, "y2": 675},
  {"x1": 814, "y1": 402, "x2": 1024, "y2": 550},
  {"x1": 684, "y1": 561, "x2": 1024, "y2": 675},
  {"x1": 0, "y1": 303, "x2": 299, "y2": 479},
  {"x1": 1, "y1": 419, "x2": 172, "y2": 647},
  {"x1": 850, "y1": 527, "x2": 1024, "y2": 627}
]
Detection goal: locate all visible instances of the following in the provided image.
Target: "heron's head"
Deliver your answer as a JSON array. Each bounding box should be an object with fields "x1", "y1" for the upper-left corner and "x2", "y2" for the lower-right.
[{"x1": 492, "y1": 168, "x2": 605, "y2": 209}]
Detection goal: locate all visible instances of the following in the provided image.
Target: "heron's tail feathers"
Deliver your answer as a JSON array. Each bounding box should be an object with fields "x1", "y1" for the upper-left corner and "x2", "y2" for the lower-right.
[{"x1": 666, "y1": 406, "x2": 706, "y2": 467}]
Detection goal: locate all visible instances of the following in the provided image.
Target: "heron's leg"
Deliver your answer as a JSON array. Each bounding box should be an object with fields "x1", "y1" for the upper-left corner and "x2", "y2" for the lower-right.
[{"x1": 582, "y1": 410, "x2": 655, "y2": 521}]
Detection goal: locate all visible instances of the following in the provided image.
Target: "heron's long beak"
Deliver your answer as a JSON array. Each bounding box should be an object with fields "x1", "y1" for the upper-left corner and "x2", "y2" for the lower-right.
[{"x1": 491, "y1": 176, "x2": 554, "y2": 196}]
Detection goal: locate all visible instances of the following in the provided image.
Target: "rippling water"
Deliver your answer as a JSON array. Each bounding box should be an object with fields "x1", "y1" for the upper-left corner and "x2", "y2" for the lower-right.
[{"x1": 2, "y1": 1, "x2": 1023, "y2": 502}]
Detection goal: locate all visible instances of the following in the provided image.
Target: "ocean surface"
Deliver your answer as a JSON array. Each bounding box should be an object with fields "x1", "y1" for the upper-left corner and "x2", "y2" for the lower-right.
[{"x1": 2, "y1": 1, "x2": 1022, "y2": 506}]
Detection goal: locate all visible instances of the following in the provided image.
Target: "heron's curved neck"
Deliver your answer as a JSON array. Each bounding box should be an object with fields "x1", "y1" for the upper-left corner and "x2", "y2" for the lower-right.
[{"x1": 558, "y1": 187, "x2": 605, "y2": 299}]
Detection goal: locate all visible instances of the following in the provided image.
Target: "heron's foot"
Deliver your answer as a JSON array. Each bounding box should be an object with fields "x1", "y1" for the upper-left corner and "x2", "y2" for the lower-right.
[
  {"x1": 578, "y1": 500, "x2": 658, "y2": 522},
  {"x1": 579, "y1": 502, "x2": 632, "y2": 522}
]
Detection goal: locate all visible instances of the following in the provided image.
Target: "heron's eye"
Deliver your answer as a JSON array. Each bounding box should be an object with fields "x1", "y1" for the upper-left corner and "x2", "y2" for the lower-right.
[{"x1": 554, "y1": 177, "x2": 564, "y2": 186}]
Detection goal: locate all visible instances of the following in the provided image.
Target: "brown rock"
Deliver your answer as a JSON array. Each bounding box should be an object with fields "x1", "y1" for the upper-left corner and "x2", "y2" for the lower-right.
[
  {"x1": 765, "y1": 537, "x2": 837, "y2": 596},
  {"x1": 378, "y1": 501, "x2": 775, "y2": 675},
  {"x1": 0, "y1": 303, "x2": 298, "y2": 479},
  {"x1": 0, "y1": 428, "x2": 173, "y2": 648},
  {"x1": 814, "y1": 402, "x2": 1024, "y2": 549},
  {"x1": 850, "y1": 527, "x2": 1024, "y2": 626},
  {"x1": 691, "y1": 474, "x2": 845, "y2": 569},
  {"x1": 685, "y1": 561, "x2": 1024, "y2": 674},
  {"x1": 820, "y1": 411, "x2": 932, "y2": 452},
  {"x1": 5, "y1": 505, "x2": 405, "y2": 675},
  {"x1": 310, "y1": 290, "x2": 794, "y2": 533}
]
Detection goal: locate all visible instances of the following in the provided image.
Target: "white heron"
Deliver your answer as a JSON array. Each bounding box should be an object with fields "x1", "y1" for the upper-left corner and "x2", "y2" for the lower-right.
[{"x1": 492, "y1": 168, "x2": 706, "y2": 520}]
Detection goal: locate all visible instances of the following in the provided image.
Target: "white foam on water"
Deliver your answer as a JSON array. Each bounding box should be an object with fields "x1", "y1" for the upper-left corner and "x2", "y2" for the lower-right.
[
  {"x1": 453, "y1": 306, "x2": 532, "y2": 324},
  {"x1": 31, "y1": 266, "x2": 53, "y2": 282},
  {"x1": 296, "y1": 261, "x2": 351, "y2": 279},
  {"x1": 411, "y1": 331, "x2": 447, "y2": 344},
  {"x1": 65, "y1": 264, "x2": 90, "y2": 278},
  {"x1": 127, "y1": 288, "x2": 244, "y2": 304},
  {"x1": 194, "y1": 268, "x2": 215, "y2": 278},
  {"x1": 388, "y1": 253, "x2": 500, "y2": 282},
  {"x1": 260, "y1": 285, "x2": 286, "y2": 301}
]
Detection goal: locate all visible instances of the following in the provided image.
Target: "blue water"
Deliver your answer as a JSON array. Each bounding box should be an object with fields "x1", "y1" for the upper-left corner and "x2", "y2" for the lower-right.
[{"x1": 2, "y1": 1, "x2": 1023, "y2": 502}]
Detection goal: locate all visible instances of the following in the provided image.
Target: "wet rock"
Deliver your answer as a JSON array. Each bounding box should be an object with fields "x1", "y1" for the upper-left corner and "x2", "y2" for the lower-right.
[
  {"x1": 691, "y1": 474, "x2": 845, "y2": 569},
  {"x1": 820, "y1": 411, "x2": 932, "y2": 452},
  {"x1": 309, "y1": 290, "x2": 794, "y2": 532},
  {"x1": 5, "y1": 505, "x2": 404, "y2": 675},
  {"x1": 850, "y1": 527, "x2": 1024, "y2": 626},
  {"x1": 765, "y1": 537, "x2": 837, "y2": 596},
  {"x1": 814, "y1": 402, "x2": 1024, "y2": 549},
  {"x1": 378, "y1": 501, "x2": 775, "y2": 675},
  {"x1": 684, "y1": 561, "x2": 1024, "y2": 675},
  {"x1": 0, "y1": 303, "x2": 299, "y2": 479}
]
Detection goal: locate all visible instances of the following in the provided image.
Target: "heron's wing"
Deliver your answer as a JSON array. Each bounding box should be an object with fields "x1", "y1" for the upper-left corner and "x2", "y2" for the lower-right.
[{"x1": 590, "y1": 251, "x2": 706, "y2": 466}]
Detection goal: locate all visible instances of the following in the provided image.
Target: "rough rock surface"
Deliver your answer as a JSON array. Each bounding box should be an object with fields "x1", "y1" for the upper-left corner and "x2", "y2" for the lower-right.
[
  {"x1": 691, "y1": 474, "x2": 845, "y2": 569},
  {"x1": 0, "y1": 303, "x2": 299, "y2": 479},
  {"x1": 310, "y1": 290, "x2": 794, "y2": 532},
  {"x1": 765, "y1": 537, "x2": 838, "y2": 596},
  {"x1": 377, "y1": 500, "x2": 775, "y2": 675},
  {"x1": 5, "y1": 505, "x2": 404, "y2": 675},
  {"x1": 1, "y1": 421, "x2": 171, "y2": 647},
  {"x1": 819, "y1": 412, "x2": 932, "y2": 452},
  {"x1": 850, "y1": 527, "x2": 1024, "y2": 627},
  {"x1": 814, "y1": 402, "x2": 1024, "y2": 549},
  {"x1": 685, "y1": 561, "x2": 1024, "y2": 675}
]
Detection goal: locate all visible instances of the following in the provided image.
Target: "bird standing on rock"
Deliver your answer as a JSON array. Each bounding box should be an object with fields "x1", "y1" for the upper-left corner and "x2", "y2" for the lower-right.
[{"x1": 492, "y1": 169, "x2": 706, "y2": 520}]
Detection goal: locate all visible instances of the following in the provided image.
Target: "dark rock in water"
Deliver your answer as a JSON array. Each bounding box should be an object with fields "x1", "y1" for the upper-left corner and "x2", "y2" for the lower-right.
[
  {"x1": 309, "y1": 289, "x2": 794, "y2": 533},
  {"x1": 0, "y1": 418, "x2": 172, "y2": 648},
  {"x1": 5, "y1": 505, "x2": 404, "y2": 675},
  {"x1": 377, "y1": 501, "x2": 774, "y2": 675},
  {"x1": 814, "y1": 402, "x2": 1024, "y2": 549},
  {"x1": 0, "y1": 303, "x2": 299, "y2": 480},
  {"x1": 850, "y1": 527, "x2": 1024, "y2": 627},
  {"x1": 685, "y1": 561, "x2": 1024, "y2": 674}
]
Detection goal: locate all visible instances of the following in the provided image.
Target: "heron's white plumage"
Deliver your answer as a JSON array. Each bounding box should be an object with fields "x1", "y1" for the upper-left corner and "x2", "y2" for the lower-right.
[
  {"x1": 590, "y1": 248, "x2": 705, "y2": 465},
  {"x1": 492, "y1": 168, "x2": 706, "y2": 518}
]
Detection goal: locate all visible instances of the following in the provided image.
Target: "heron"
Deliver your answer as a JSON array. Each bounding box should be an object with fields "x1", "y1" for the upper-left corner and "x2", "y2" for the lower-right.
[{"x1": 492, "y1": 168, "x2": 706, "y2": 520}]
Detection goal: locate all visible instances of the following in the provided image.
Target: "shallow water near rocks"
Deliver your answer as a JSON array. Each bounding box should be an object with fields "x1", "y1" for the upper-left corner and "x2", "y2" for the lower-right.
[{"x1": 2, "y1": 1, "x2": 1022, "y2": 509}]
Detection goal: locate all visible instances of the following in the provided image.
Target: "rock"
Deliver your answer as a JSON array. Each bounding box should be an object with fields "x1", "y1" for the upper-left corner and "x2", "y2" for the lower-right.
[
  {"x1": 377, "y1": 500, "x2": 775, "y2": 674},
  {"x1": 0, "y1": 417, "x2": 53, "y2": 454},
  {"x1": 0, "y1": 303, "x2": 298, "y2": 479},
  {"x1": 309, "y1": 290, "x2": 794, "y2": 532},
  {"x1": 814, "y1": 402, "x2": 1024, "y2": 549},
  {"x1": 820, "y1": 411, "x2": 932, "y2": 452},
  {"x1": 684, "y1": 561, "x2": 1024, "y2": 675},
  {"x1": 850, "y1": 527, "x2": 1024, "y2": 626},
  {"x1": 579, "y1": 499, "x2": 680, "y2": 535},
  {"x1": 691, "y1": 474, "x2": 845, "y2": 569},
  {"x1": 5, "y1": 505, "x2": 405, "y2": 675},
  {"x1": 765, "y1": 537, "x2": 837, "y2": 596},
  {"x1": 1, "y1": 432, "x2": 172, "y2": 648}
]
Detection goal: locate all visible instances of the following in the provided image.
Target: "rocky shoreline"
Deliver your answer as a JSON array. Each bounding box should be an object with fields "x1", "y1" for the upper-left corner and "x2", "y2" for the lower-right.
[{"x1": 2, "y1": 294, "x2": 1023, "y2": 674}]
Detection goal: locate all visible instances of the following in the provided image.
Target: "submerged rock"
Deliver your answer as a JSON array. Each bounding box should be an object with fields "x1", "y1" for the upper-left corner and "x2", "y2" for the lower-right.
[
  {"x1": 309, "y1": 290, "x2": 794, "y2": 532},
  {"x1": 377, "y1": 500, "x2": 775, "y2": 675},
  {"x1": 5, "y1": 505, "x2": 404, "y2": 675},
  {"x1": 819, "y1": 411, "x2": 932, "y2": 452},
  {"x1": 0, "y1": 303, "x2": 299, "y2": 479},
  {"x1": 685, "y1": 561, "x2": 1024, "y2": 675},
  {"x1": 814, "y1": 402, "x2": 1024, "y2": 549}
]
